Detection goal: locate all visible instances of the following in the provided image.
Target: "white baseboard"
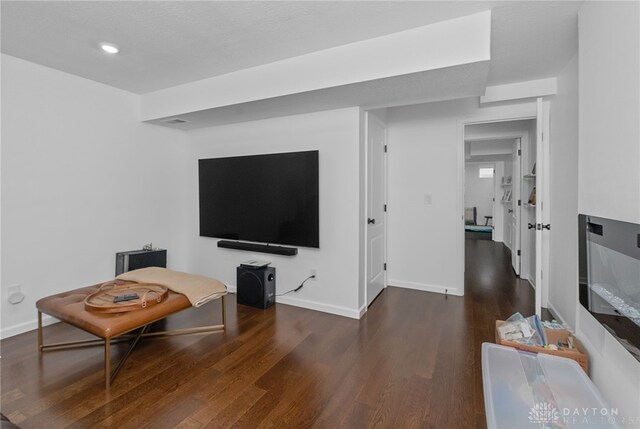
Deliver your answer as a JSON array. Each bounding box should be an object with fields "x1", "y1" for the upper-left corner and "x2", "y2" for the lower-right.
[
  {"x1": 1, "y1": 314, "x2": 60, "y2": 340},
  {"x1": 276, "y1": 295, "x2": 362, "y2": 319},
  {"x1": 546, "y1": 301, "x2": 572, "y2": 330},
  {"x1": 527, "y1": 276, "x2": 536, "y2": 289},
  {"x1": 229, "y1": 283, "x2": 362, "y2": 319},
  {"x1": 387, "y1": 279, "x2": 463, "y2": 296}
]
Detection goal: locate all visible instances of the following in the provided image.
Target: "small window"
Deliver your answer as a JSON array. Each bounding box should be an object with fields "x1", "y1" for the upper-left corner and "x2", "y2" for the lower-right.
[{"x1": 479, "y1": 167, "x2": 494, "y2": 178}]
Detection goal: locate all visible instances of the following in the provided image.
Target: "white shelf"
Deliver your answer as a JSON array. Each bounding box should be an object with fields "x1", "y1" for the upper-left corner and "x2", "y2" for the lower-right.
[
  {"x1": 523, "y1": 203, "x2": 536, "y2": 208},
  {"x1": 501, "y1": 176, "x2": 513, "y2": 187},
  {"x1": 501, "y1": 200, "x2": 512, "y2": 203},
  {"x1": 523, "y1": 174, "x2": 536, "y2": 180}
]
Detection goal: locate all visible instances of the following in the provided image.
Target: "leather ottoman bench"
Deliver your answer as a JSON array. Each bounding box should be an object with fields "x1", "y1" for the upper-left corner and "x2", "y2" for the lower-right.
[{"x1": 36, "y1": 281, "x2": 226, "y2": 389}]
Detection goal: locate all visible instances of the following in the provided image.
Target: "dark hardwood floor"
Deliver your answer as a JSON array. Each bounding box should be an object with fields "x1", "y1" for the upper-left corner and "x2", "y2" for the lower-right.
[{"x1": 1, "y1": 238, "x2": 536, "y2": 428}]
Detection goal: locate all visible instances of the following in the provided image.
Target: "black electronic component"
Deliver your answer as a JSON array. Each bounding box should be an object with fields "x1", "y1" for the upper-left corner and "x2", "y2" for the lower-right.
[
  {"x1": 113, "y1": 293, "x2": 139, "y2": 303},
  {"x1": 115, "y1": 248, "x2": 167, "y2": 276},
  {"x1": 236, "y1": 266, "x2": 276, "y2": 309}
]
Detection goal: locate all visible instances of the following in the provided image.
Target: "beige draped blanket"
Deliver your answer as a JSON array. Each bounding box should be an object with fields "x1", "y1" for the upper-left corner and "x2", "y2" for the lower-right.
[{"x1": 117, "y1": 267, "x2": 227, "y2": 307}]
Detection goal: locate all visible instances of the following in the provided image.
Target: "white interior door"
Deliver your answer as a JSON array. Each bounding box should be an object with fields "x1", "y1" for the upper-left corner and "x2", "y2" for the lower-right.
[
  {"x1": 535, "y1": 98, "x2": 550, "y2": 317},
  {"x1": 366, "y1": 114, "x2": 386, "y2": 306},
  {"x1": 511, "y1": 138, "x2": 522, "y2": 275}
]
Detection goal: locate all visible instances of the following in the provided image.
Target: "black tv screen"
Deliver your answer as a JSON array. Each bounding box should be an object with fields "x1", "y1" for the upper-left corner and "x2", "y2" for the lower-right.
[{"x1": 199, "y1": 150, "x2": 319, "y2": 248}]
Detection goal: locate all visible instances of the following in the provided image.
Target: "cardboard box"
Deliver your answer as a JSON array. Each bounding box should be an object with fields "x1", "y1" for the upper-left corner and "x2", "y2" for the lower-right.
[{"x1": 495, "y1": 320, "x2": 589, "y2": 373}]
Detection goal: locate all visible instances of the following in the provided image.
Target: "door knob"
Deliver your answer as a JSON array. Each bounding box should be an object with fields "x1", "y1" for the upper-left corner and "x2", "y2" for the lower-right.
[
  {"x1": 367, "y1": 218, "x2": 376, "y2": 224},
  {"x1": 508, "y1": 209, "x2": 513, "y2": 213},
  {"x1": 528, "y1": 223, "x2": 535, "y2": 229},
  {"x1": 542, "y1": 224, "x2": 551, "y2": 230}
]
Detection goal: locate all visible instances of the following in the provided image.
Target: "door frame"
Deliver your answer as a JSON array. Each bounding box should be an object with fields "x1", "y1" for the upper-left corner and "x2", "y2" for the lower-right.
[
  {"x1": 535, "y1": 98, "x2": 551, "y2": 317},
  {"x1": 456, "y1": 103, "x2": 538, "y2": 295}
]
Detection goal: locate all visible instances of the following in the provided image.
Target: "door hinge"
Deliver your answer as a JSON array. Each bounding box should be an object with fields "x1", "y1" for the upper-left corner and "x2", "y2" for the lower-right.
[
  {"x1": 384, "y1": 263, "x2": 387, "y2": 271},
  {"x1": 384, "y1": 145, "x2": 388, "y2": 153},
  {"x1": 518, "y1": 149, "x2": 521, "y2": 156},
  {"x1": 384, "y1": 204, "x2": 387, "y2": 212},
  {"x1": 517, "y1": 250, "x2": 521, "y2": 256},
  {"x1": 518, "y1": 199, "x2": 521, "y2": 206}
]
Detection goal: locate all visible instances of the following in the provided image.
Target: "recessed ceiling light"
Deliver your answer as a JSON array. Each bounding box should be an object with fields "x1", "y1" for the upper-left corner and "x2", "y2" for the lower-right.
[{"x1": 100, "y1": 43, "x2": 119, "y2": 54}]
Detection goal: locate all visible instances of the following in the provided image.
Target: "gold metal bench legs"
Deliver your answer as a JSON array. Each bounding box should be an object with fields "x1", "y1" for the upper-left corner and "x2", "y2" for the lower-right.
[{"x1": 38, "y1": 295, "x2": 227, "y2": 389}]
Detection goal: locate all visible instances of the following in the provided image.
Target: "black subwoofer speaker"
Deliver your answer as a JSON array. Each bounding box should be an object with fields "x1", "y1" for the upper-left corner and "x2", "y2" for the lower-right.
[{"x1": 236, "y1": 266, "x2": 276, "y2": 309}]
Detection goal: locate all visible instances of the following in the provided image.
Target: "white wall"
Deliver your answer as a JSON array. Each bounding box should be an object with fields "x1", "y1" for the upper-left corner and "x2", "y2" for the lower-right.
[
  {"x1": 386, "y1": 100, "x2": 465, "y2": 295},
  {"x1": 184, "y1": 107, "x2": 364, "y2": 318},
  {"x1": 578, "y1": 3, "x2": 640, "y2": 224},
  {"x1": 575, "y1": 2, "x2": 640, "y2": 421},
  {"x1": 547, "y1": 54, "x2": 579, "y2": 329},
  {"x1": 386, "y1": 99, "x2": 537, "y2": 296},
  {"x1": 465, "y1": 162, "x2": 495, "y2": 223},
  {"x1": 0, "y1": 55, "x2": 189, "y2": 338}
]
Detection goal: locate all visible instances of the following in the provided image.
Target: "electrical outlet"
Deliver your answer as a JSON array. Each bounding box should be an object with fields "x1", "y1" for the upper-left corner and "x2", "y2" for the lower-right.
[
  {"x1": 310, "y1": 269, "x2": 318, "y2": 281},
  {"x1": 7, "y1": 284, "x2": 25, "y2": 305}
]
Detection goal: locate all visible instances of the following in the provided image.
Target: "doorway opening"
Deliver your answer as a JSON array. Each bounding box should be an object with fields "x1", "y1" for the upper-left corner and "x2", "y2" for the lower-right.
[{"x1": 463, "y1": 119, "x2": 539, "y2": 305}]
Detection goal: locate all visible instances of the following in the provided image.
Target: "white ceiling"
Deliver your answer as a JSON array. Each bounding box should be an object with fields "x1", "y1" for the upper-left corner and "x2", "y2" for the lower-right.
[{"x1": 1, "y1": 1, "x2": 580, "y2": 95}]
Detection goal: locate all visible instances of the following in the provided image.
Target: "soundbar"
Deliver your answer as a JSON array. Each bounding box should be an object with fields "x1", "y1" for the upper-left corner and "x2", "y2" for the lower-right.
[{"x1": 217, "y1": 240, "x2": 298, "y2": 256}]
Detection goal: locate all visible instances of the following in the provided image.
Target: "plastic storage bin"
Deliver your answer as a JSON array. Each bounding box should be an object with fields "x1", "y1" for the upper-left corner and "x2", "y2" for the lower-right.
[{"x1": 482, "y1": 343, "x2": 620, "y2": 429}]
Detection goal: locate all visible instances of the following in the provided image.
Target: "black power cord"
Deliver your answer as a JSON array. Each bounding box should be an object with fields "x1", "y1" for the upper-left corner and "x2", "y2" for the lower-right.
[{"x1": 276, "y1": 275, "x2": 316, "y2": 297}]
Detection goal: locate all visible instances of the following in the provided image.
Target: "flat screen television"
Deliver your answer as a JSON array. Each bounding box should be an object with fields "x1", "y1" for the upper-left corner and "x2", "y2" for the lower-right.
[
  {"x1": 578, "y1": 214, "x2": 640, "y2": 362},
  {"x1": 199, "y1": 150, "x2": 319, "y2": 248}
]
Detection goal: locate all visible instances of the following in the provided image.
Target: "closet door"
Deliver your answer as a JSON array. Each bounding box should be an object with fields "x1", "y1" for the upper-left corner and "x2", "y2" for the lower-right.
[{"x1": 366, "y1": 113, "x2": 387, "y2": 306}]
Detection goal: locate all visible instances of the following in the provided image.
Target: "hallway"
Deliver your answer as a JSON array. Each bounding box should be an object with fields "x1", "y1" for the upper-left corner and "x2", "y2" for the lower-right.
[{"x1": 464, "y1": 234, "x2": 536, "y2": 317}]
